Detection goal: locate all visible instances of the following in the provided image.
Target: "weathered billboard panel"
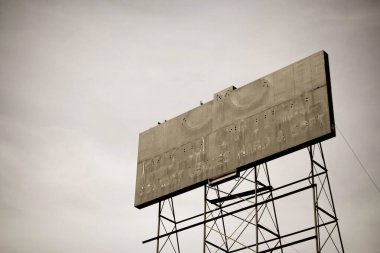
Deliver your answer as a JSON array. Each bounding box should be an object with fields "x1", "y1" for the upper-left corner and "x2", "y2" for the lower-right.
[{"x1": 135, "y1": 51, "x2": 335, "y2": 209}]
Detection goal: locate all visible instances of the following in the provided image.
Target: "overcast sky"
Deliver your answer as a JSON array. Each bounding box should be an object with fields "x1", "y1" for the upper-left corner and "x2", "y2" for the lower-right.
[{"x1": 0, "y1": 0, "x2": 379, "y2": 252}]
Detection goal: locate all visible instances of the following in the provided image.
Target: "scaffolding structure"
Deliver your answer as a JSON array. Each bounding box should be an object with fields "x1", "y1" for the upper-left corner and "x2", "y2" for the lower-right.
[{"x1": 144, "y1": 143, "x2": 345, "y2": 253}]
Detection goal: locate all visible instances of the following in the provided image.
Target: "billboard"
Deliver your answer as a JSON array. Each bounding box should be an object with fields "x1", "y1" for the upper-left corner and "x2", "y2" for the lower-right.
[{"x1": 135, "y1": 51, "x2": 335, "y2": 209}]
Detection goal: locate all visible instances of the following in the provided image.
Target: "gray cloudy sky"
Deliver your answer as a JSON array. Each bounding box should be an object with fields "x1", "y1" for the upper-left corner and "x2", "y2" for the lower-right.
[{"x1": 0, "y1": 0, "x2": 379, "y2": 252}]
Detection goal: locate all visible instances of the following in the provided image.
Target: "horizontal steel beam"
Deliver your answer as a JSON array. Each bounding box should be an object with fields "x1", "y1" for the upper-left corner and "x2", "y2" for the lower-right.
[
  {"x1": 258, "y1": 236, "x2": 316, "y2": 253},
  {"x1": 208, "y1": 186, "x2": 272, "y2": 205}
]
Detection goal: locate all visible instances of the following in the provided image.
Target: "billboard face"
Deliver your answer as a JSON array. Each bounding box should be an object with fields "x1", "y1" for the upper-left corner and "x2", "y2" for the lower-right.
[{"x1": 135, "y1": 51, "x2": 335, "y2": 209}]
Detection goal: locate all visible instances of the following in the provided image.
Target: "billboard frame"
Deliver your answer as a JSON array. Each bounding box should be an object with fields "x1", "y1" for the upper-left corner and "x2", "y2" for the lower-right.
[{"x1": 135, "y1": 51, "x2": 335, "y2": 209}]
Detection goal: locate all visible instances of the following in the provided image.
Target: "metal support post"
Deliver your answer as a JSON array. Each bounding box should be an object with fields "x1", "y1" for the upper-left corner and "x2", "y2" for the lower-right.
[
  {"x1": 308, "y1": 143, "x2": 345, "y2": 253},
  {"x1": 203, "y1": 163, "x2": 283, "y2": 253},
  {"x1": 145, "y1": 143, "x2": 344, "y2": 253},
  {"x1": 254, "y1": 166, "x2": 259, "y2": 253},
  {"x1": 156, "y1": 198, "x2": 181, "y2": 253}
]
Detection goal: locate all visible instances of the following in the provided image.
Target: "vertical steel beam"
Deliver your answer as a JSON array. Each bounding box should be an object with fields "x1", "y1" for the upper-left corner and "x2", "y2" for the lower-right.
[
  {"x1": 156, "y1": 201, "x2": 161, "y2": 253},
  {"x1": 309, "y1": 146, "x2": 320, "y2": 253},
  {"x1": 318, "y1": 143, "x2": 345, "y2": 253},
  {"x1": 308, "y1": 143, "x2": 345, "y2": 253},
  {"x1": 255, "y1": 166, "x2": 259, "y2": 253},
  {"x1": 155, "y1": 199, "x2": 181, "y2": 253},
  {"x1": 264, "y1": 163, "x2": 284, "y2": 253},
  {"x1": 169, "y1": 198, "x2": 181, "y2": 253},
  {"x1": 216, "y1": 185, "x2": 229, "y2": 251},
  {"x1": 203, "y1": 186, "x2": 207, "y2": 253}
]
